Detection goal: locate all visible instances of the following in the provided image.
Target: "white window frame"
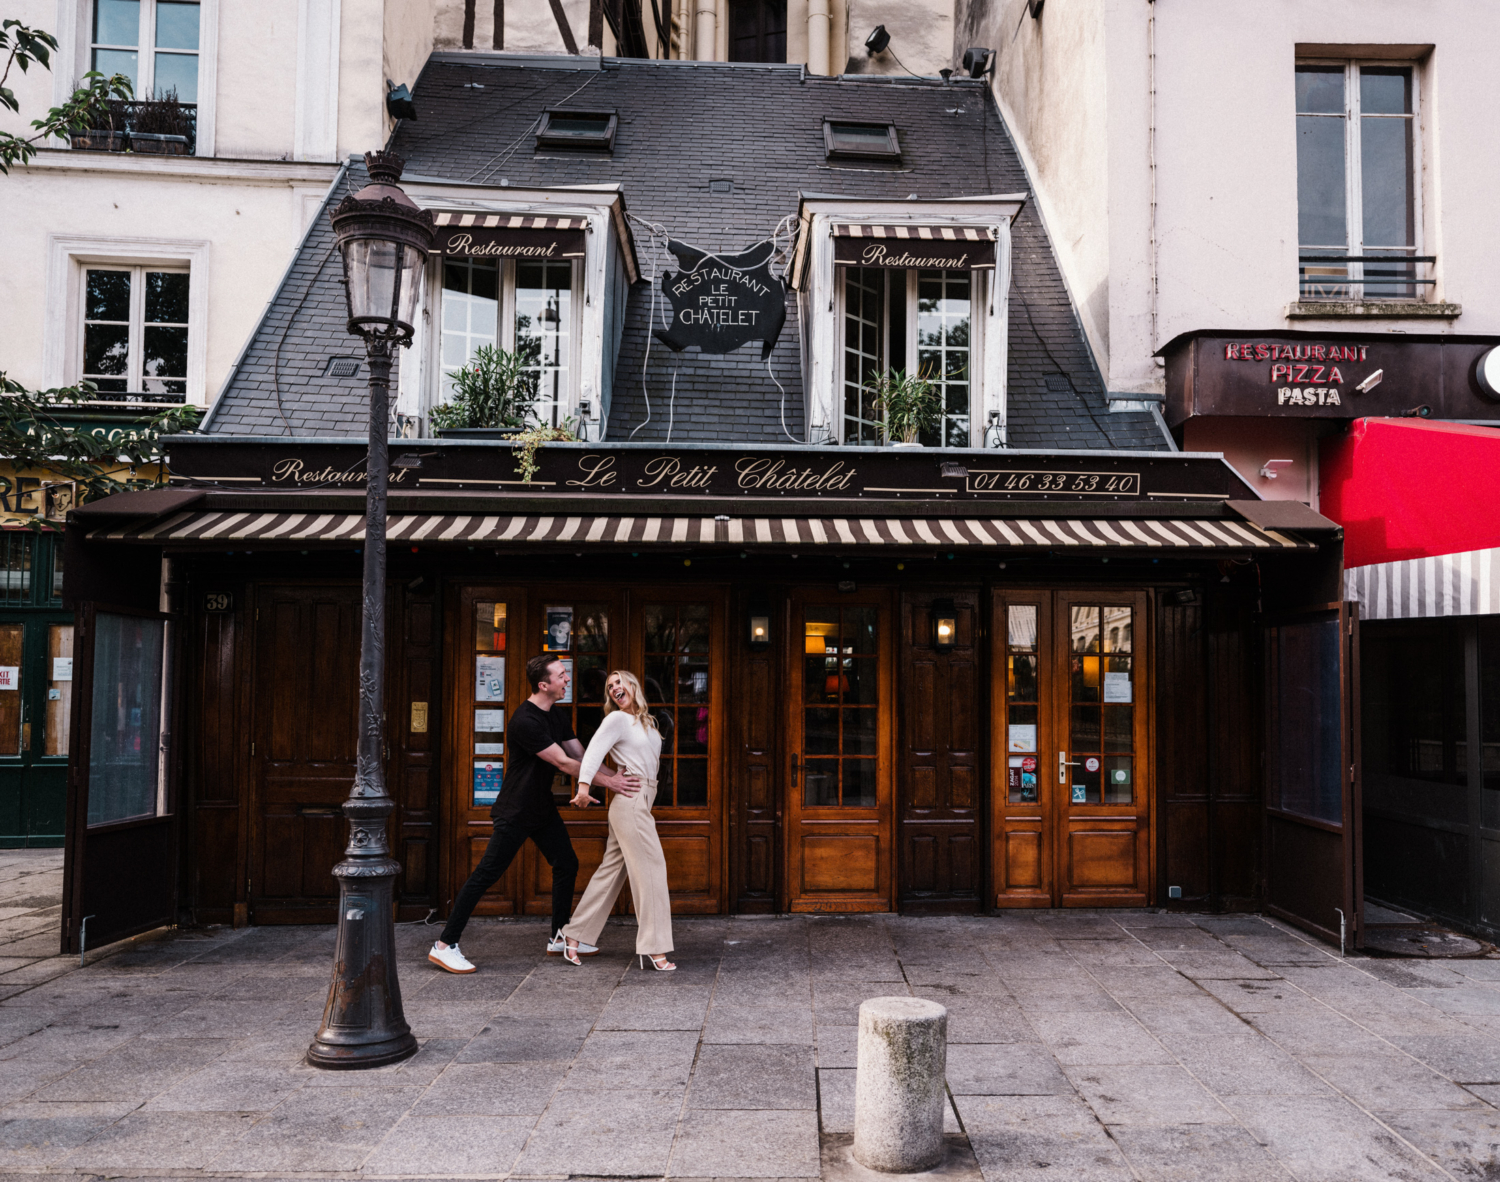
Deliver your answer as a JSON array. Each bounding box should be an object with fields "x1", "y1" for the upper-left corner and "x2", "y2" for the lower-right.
[
  {"x1": 397, "y1": 184, "x2": 641, "y2": 439},
  {"x1": 834, "y1": 267, "x2": 987, "y2": 448},
  {"x1": 55, "y1": 0, "x2": 219, "y2": 157},
  {"x1": 795, "y1": 196, "x2": 1023, "y2": 448},
  {"x1": 1296, "y1": 58, "x2": 1423, "y2": 302},
  {"x1": 43, "y1": 234, "x2": 211, "y2": 406}
]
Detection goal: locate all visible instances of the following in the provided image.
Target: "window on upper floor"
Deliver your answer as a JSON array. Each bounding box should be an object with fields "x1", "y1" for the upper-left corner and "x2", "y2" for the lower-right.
[
  {"x1": 87, "y1": 0, "x2": 201, "y2": 154},
  {"x1": 437, "y1": 256, "x2": 578, "y2": 427},
  {"x1": 81, "y1": 266, "x2": 190, "y2": 402},
  {"x1": 1296, "y1": 62, "x2": 1423, "y2": 302},
  {"x1": 729, "y1": 0, "x2": 787, "y2": 63}
]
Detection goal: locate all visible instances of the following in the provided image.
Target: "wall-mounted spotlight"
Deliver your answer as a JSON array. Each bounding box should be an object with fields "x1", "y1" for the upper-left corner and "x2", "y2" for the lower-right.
[
  {"x1": 386, "y1": 81, "x2": 418, "y2": 121},
  {"x1": 1259, "y1": 459, "x2": 1294, "y2": 480},
  {"x1": 932, "y1": 598, "x2": 957, "y2": 653},
  {"x1": 865, "y1": 25, "x2": 891, "y2": 55},
  {"x1": 962, "y1": 48, "x2": 995, "y2": 79}
]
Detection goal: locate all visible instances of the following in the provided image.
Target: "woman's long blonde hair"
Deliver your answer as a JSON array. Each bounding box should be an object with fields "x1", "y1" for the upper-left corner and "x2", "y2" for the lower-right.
[{"x1": 603, "y1": 670, "x2": 658, "y2": 730}]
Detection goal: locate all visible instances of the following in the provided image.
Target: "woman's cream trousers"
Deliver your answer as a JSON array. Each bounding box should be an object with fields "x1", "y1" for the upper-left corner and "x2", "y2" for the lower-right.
[{"x1": 562, "y1": 779, "x2": 673, "y2": 954}]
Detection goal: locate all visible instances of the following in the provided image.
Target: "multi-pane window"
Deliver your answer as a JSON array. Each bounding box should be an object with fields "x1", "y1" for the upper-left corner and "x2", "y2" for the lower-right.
[
  {"x1": 729, "y1": 0, "x2": 787, "y2": 63},
  {"x1": 436, "y1": 259, "x2": 575, "y2": 425},
  {"x1": 642, "y1": 604, "x2": 711, "y2": 808},
  {"x1": 803, "y1": 606, "x2": 878, "y2": 807},
  {"x1": 92, "y1": 0, "x2": 200, "y2": 102},
  {"x1": 471, "y1": 600, "x2": 507, "y2": 809},
  {"x1": 534, "y1": 604, "x2": 608, "y2": 800},
  {"x1": 1296, "y1": 63, "x2": 1419, "y2": 300},
  {"x1": 81, "y1": 267, "x2": 189, "y2": 401},
  {"x1": 1068, "y1": 606, "x2": 1133, "y2": 805},
  {"x1": 840, "y1": 267, "x2": 975, "y2": 446},
  {"x1": 1005, "y1": 604, "x2": 1040, "y2": 803}
]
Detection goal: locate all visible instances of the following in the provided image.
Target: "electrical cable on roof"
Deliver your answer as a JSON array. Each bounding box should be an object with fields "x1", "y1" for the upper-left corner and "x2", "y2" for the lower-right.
[
  {"x1": 880, "y1": 46, "x2": 928, "y2": 81},
  {"x1": 468, "y1": 70, "x2": 599, "y2": 184},
  {"x1": 271, "y1": 242, "x2": 339, "y2": 438}
]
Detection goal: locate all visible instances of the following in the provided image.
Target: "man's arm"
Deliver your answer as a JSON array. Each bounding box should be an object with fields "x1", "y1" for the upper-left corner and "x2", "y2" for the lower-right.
[{"x1": 539, "y1": 741, "x2": 640, "y2": 796}]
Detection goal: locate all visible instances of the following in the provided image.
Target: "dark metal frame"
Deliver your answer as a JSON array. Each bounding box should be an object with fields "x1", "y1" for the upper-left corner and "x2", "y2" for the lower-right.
[
  {"x1": 822, "y1": 119, "x2": 901, "y2": 161},
  {"x1": 535, "y1": 110, "x2": 619, "y2": 153}
]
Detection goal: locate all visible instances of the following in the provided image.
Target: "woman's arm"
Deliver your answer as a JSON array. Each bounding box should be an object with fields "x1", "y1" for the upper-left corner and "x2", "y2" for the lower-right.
[{"x1": 569, "y1": 713, "x2": 630, "y2": 808}]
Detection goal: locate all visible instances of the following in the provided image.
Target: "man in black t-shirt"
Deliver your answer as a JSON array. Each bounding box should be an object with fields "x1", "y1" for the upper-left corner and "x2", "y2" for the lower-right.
[{"x1": 429, "y1": 655, "x2": 640, "y2": 974}]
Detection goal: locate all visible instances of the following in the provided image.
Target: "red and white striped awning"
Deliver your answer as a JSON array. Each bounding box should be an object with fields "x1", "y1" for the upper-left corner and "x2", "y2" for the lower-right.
[{"x1": 90, "y1": 510, "x2": 1311, "y2": 550}]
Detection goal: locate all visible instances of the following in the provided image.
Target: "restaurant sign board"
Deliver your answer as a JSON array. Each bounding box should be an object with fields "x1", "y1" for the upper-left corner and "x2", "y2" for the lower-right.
[
  {"x1": 654, "y1": 240, "x2": 787, "y2": 359},
  {"x1": 1163, "y1": 331, "x2": 1500, "y2": 426}
]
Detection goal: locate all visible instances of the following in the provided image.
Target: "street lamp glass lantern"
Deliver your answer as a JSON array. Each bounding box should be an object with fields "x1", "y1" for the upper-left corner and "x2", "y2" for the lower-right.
[{"x1": 329, "y1": 150, "x2": 435, "y2": 344}]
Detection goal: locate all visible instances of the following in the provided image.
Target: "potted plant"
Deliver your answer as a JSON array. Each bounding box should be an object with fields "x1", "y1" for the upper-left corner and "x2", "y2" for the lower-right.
[
  {"x1": 865, "y1": 367, "x2": 941, "y2": 448},
  {"x1": 128, "y1": 88, "x2": 192, "y2": 155},
  {"x1": 429, "y1": 346, "x2": 533, "y2": 436},
  {"x1": 68, "y1": 87, "x2": 129, "y2": 152}
]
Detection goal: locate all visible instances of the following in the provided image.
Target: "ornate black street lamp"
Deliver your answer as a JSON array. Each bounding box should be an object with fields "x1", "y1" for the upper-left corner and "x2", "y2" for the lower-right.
[{"x1": 308, "y1": 150, "x2": 434, "y2": 1070}]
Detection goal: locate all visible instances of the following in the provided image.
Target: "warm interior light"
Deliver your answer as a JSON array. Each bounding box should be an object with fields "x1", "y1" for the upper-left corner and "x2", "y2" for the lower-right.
[{"x1": 749, "y1": 613, "x2": 770, "y2": 649}]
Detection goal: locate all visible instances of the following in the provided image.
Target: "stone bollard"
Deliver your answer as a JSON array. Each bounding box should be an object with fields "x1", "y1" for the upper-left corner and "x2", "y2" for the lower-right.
[{"x1": 853, "y1": 996, "x2": 949, "y2": 1173}]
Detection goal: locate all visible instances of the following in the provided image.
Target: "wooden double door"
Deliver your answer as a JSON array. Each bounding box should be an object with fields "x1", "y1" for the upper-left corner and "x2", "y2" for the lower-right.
[
  {"x1": 445, "y1": 585, "x2": 727, "y2": 919},
  {"x1": 991, "y1": 589, "x2": 1153, "y2": 907}
]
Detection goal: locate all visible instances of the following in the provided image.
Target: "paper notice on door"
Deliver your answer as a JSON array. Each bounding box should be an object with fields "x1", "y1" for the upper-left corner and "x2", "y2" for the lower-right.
[
  {"x1": 475, "y1": 655, "x2": 505, "y2": 702},
  {"x1": 473, "y1": 761, "x2": 503, "y2": 806},
  {"x1": 475, "y1": 710, "x2": 505, "y2": 732},
  {"x1": 1103, "y1": 672, "x2": 1132, "y2": 703},
  {"x1": 0, "y1": 667, "x2": 18, "y2": 691},
  {"x1": 1007, "y1": 724, "x2": 1037, "y2": 752},
  {"x1": 474, "y1": 742, "x2": 504, "y2": 755},
  {"x1": 52, "y1": 657, "x2": 72, "y2": 681}
]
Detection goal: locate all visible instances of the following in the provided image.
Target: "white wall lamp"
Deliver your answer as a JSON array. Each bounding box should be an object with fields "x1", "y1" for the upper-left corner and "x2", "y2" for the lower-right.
[{"x1": 1259, "y1": 459, "x2": 1294, "y2": 480}]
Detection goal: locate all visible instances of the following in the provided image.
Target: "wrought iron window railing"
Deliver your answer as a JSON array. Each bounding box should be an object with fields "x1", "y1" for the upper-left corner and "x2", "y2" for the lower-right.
[
  {"x1": 1298, "y1": 252, "x2": 1435, "y2": 302},
  {"x1": 69, "y1": 102, "x2": 197, "y2": 157}
]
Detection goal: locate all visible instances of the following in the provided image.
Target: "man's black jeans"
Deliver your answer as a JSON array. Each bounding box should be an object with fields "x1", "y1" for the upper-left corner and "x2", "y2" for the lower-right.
[{"x1": 439, "y1": 808, "x2": 579, "y2": 946}]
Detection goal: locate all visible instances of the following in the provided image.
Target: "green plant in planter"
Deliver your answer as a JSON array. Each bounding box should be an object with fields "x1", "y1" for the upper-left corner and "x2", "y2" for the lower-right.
[
  {"x1": 511, "y1": 418, "x2": 578, "y2": 483},
  {"x1": 131, "y1": 87, "x2": 194, "y2": 139},
  {"x1": 864, "y1": 367, "x2": 940, "y2": 445},
  {"x1": 429, "y1": 346, "x2": 533, "y2": 430}
]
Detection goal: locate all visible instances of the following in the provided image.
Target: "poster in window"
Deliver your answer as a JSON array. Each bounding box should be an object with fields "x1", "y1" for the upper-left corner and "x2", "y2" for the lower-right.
[
  {"x1": 1103, "y1": 672, "x2": 1132, "y2": 703},
  {"x1": 544, "y1": 606, "x2": 573, "y2": 652},
  {"x1": 475, "y1": 655, "x2": 505, "y2": 702},
  {"x1": 473, "y1": 761, "x2": 504, "y2": 807},
  {"x1": 1007, "y1": 724, "x2": 1037, "y2": 752}
]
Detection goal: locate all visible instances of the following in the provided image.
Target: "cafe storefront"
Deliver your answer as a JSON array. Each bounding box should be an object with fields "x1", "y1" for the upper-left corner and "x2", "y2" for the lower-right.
[{"x1": 60, "y1": 435, "x2": 1352, "y2": 953}]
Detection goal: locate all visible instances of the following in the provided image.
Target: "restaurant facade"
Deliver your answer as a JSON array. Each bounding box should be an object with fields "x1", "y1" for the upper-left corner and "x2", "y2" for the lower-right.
[{"x1": 57, "y1": 53, "x2": 1359, "y2": 955}]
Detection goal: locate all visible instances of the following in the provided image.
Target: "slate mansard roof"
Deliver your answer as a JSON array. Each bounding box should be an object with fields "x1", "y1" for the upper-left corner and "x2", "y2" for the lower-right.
[{"x1": 206, "y1": 55, "x2": 1166, "y2": 451}]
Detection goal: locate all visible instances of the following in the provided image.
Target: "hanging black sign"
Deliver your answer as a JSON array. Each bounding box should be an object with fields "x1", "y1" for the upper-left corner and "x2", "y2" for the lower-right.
[{"x1": 653, "y1": 240, "x2": 787, "y2": 360}]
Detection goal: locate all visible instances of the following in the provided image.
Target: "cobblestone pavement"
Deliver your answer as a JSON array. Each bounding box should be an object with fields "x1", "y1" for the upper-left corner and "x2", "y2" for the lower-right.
[{"x1": 3, "y1": 849, "x2": 1500, "y2": 1180}]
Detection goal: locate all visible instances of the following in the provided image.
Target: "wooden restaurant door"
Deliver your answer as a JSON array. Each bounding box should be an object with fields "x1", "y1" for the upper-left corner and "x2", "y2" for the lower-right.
[
  {"x1": 990, "y1": 589, "x2": 1152, "y2": 907},
  {"x1": 785, "y1": 588, "x2": 895, "y2": 911}
]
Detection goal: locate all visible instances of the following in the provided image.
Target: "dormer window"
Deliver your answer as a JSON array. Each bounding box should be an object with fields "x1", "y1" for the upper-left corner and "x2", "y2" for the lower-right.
[
  {"x1": 792, "y1": 196, "x2": 1026, "y2": 447},
  {"x1": 824, "y1": 120, "x2": 900, "y2": 161},
  {"x1": 536, "y1": 110, "x2": 618, "y2": 154}
]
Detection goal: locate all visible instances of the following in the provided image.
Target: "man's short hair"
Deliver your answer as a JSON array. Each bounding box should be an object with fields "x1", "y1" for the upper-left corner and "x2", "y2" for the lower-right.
[{"x1": 526, "y1": 654, "x2": 563, "y2": 692}]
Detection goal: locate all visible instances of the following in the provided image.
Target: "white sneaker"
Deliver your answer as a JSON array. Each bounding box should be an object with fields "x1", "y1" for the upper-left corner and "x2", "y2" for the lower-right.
[
  {"x1": 547, "y1": 935, "x2": 598, "y2": 956},
  {"x1": 428, "y1": 942, "x2": 476, "y2": 974}
]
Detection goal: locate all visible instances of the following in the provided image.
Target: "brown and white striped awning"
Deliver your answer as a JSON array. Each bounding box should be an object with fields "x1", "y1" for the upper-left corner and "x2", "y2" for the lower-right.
[
  {"x1": 430, "y1": 212, "x2": 588, "y2": 259},
  {"x1": 91, "y1": 510, "x2": 1312, "y2": 550},
  {"x1": 831, "y1": 223, "x2": 994, "y2": 270}
]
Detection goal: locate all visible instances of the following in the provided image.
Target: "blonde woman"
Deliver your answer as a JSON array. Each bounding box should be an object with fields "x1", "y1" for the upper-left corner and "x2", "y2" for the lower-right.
[{"x1": 560, "y1": 671, "x2": 676, "y2": 971}]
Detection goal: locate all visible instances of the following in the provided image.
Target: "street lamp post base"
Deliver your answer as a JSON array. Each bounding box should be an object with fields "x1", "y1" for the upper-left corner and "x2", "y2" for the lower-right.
[{"x1": 306, "y1": 857, "x2": 416, "y2": 1071}]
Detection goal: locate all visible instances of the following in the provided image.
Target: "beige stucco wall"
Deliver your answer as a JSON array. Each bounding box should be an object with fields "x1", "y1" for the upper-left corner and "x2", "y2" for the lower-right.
[
  {"x1": 960, "y1": 0, "x2": 1500, "y2": 398},
  {"x1": 214, "y1": 0, "x2": 301, "y2": 158}
]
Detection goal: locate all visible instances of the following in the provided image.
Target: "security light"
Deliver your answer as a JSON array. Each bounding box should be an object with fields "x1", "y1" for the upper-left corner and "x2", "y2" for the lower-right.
[
  {"x1": 865, "y1": 25, "x2": 890, "y2": 55},
  {"x1": 962, "y1": 48, "x2": 995, "y2": 78}
]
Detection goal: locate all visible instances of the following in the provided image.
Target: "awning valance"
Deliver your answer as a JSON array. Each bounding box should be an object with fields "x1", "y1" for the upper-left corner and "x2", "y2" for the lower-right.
[
  {"x1": 431, "y1": 211, "x2": 588, "y2": 260},
  {"x1": 91, "y1": 510, "x2": 1311, "y2": 550},
  {"x1": 831, "y1": 223, "x2": 995, "y2": 270}
]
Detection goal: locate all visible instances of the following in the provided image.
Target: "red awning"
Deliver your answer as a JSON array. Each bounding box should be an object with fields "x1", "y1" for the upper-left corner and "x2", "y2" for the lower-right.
[{"x1": 1321, "y1": 418, "x2": 1500, "y2": 619}]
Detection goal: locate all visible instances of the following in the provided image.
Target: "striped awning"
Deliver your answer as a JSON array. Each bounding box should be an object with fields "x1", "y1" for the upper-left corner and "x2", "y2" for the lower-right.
[
  {"x1": 832, "y1": 224, "x2": 990, "y2": 241},
  {"x1": 91, "y1": 510, "x2": 1311, "y2": 550},
  {"x1": 1344, "y1": 546, "x2": 1500, "y2": 621},
  {"x1": 432, "y1": 213, "x2": 589, "y2": 230}
]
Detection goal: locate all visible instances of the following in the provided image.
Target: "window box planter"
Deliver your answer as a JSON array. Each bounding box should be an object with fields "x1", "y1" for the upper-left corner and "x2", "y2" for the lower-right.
[
  {"x1": 129, "y1": 133, "x2": 189, "y2": 156},
  {"x1": 430, "y1": 427, "x2": 525, "y2": 440},
  {"x1": 70, "y1": 129, "x2": 128, "y2": 152}
]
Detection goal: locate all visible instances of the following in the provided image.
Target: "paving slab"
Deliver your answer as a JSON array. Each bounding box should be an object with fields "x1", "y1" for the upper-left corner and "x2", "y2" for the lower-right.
[
  {"x1": 516, "y1": 1087, "x2": 682, "y2": 1176},
  {"x1": 945, "y1": 1042, "x2": 1071, "y2": 1096},
  {"x1": 1223, "y1": 1094, "x2": 1450, "y2": 1182},
  {"x1": 668, "y1": 1109, "x2": 821, "y2": 1178},
  {"x1": 361, "y1": 1112, "x2": 534, "y2": 1175},
  {"x1": 690, "y1": 1044, "x2": 816, "y2": 1110},
  {"x1": 955, "y1": 1093, "x2": 1136, "y2": 1182},
  {"x1": 1108, "y1": 1124, "x2": 1295, "y2": 1182},
  {"x1": 1064, "y1": 1063, "x2": 1236, "y2": 1127}
]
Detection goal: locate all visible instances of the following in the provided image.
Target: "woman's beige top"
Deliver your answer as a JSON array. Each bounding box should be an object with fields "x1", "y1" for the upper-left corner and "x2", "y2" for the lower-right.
[{"x1": 578, "y1": 709, "x2": 662, "y2": 785}]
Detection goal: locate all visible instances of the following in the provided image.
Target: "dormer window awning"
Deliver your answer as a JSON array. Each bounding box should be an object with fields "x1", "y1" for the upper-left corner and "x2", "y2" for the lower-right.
[
  {"x1": 831, "y1": 223, "x2": 996, "y2": 270},
  {"x1": 430, "y1": 212, "x2": 589, "y2": 260}
]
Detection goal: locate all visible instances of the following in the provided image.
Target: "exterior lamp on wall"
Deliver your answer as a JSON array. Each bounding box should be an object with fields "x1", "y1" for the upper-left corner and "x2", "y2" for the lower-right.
[
  {"x1": 932, "y1": 599, "x2": 957, "y2": 653},
  {"x1": 308, "y1": 150, "x2": 434, "y2": 1073},
  {"x1": 748, "y1": 598, "x2": 771, "y2": 652}
]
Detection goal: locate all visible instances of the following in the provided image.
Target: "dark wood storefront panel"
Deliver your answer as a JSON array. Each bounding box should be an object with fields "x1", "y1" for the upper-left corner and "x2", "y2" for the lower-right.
[
  {"x1": 1262, "y1": 603, "x2": 1362, "y2": 948},
  {"x1": 898, "y1": 590, "x2": 982, "y2": 913},
  {"x1": 990, "y1": 589, "x2": 1152, "y2": 908},
  {"x1": 785, "y1": 587, "x2": 895, "y2": 912},
  {"x1": 732, "y1": 590, "x2": 781, "y2": 912}
]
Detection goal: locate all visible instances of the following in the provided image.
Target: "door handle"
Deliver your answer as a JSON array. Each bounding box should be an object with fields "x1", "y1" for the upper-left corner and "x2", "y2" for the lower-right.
[
  {"x1": 790, "y1": 752, "x2": 800, "y2": 787},
  {"x1": 1059, "y1": 750, "x2": 1082, "y2": 783}
]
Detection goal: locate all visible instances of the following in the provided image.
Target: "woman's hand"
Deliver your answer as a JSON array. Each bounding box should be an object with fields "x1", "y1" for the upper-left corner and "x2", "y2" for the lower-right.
[{"x1": 570, "y1": 787, "x2": 593, "y2": 809}]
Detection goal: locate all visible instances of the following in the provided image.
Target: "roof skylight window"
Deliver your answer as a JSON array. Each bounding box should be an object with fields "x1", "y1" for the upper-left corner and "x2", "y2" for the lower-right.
[
  {"x1": 536, "y1": 110, "x2": 618, "y2": 153},
  {"x1": 823, "y1": 120, "x2": 900, "y2": 161}
]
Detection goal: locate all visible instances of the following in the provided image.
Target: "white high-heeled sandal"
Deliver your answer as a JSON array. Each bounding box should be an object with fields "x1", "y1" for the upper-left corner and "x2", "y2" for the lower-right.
[
  {"x1": 639, "y1": 953, "x2": 676, "y2": 972},
  {"x1": 560, "y1": 934, "x2": 583, "y2": 966}
]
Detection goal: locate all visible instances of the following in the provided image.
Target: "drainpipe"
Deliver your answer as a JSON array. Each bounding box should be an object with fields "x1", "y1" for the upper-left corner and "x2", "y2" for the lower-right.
[
  {"x1": 695, "y1": 0, "x2": 716, "y2": 59},
  {"x1": 808, "y1": 0, "x2": 830, "y2": 75}
]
